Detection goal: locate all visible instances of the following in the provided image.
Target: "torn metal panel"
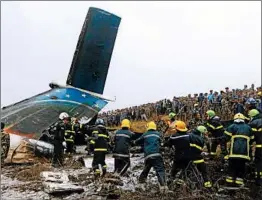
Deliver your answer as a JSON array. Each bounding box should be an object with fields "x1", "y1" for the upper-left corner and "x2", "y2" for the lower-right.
[
  {"x1": 40, "y1": 171, "x2": 69, "y2": 183},
  {"x1": 40, "y1": 171, "x2": 84, "y2": 194}
]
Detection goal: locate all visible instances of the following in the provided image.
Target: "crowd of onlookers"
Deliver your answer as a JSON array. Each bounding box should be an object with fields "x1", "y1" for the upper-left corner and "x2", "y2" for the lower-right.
[{"x1": 98, "y1": 84, "x2": 262, "y2": 127}]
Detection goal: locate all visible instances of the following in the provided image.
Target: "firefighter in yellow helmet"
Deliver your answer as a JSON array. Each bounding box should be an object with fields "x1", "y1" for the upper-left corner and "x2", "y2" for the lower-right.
[
  {"x1": 166, "y1": 120, "x2": 191, "y2": 184},
  {"x1": 224, "y1": 113, "x2": 253, "y2": 187},
  {"x1": 134, "y1": 121, "x2": 168, "y2": 193},
  {"x1": 113, "y1": 119, "x2": 135, "y2": 176}
]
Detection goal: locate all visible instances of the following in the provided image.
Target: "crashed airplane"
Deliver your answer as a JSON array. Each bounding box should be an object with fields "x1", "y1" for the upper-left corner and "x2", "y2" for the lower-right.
[{"x1": 1, "y1": 7, "x2": 121, "y2": 164}]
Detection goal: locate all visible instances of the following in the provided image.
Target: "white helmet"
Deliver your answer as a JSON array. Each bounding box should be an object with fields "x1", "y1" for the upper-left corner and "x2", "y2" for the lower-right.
[{"x1": 59, "y1": 112, "x2": 69, "y2": 120}]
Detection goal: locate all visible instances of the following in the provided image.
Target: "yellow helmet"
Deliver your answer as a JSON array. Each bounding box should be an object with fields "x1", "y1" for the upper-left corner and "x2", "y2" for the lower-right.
[
  {"x1": 121, "y1": 119, "x2": 131, "y2": 129},
  {"x1": 146, "y1": 121, "x2": 157, "y2": 131},
  {"x1": 258, "y1": 92, "x2": 262, "y2": 96},
  {"x1": 233, "y1": 113, "x2": 246, "y2": 120},
  {"x1": 248, "y1": 109, "x2": 260, "y2": 118},
  {"x1": 174, "y1": 120, "x2": 188, "y2": 132}
]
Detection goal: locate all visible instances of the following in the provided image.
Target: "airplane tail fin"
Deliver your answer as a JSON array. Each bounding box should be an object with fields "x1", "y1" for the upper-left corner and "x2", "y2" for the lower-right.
[{"x1": 66, "y1": 7, "x2": 121, "y2": 94}]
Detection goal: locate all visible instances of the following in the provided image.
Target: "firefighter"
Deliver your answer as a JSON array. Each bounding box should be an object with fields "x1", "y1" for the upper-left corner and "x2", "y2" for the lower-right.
[
  {"x1": 113, "y1": 119, "x2": 135, "y2": 176},
  {"x1": 188, "y1": 112, "x2": 211, "y2": 154},
  {"x1": 64, "y1": 116, "x2": 75, "y2": 154},
  {"x1": 166, "y1": 120, "x2": 191, "y2": 185},
  {"x1": 189, "y1": 125, "x2": 212, "y2": 188},
  {"x1": 51, "y1": 112, "x2": 69, "y2": 167},
  {"x1": 205, "y1": 110, "x2": 227, "y2": 158},
  {"x1": 72, "y1": 117, "x2": 82, "y2": 135},
  {"x1": 87, "y1": 129, "x2": 96, "y2": 155},
  {"x1": 92, "y1": 118, "x2": 109, "y2": 177},
  {"x1": 224, "y1": 113, "x2": 253, "y2": 187},
  {"x1": 134, "y1": 121, "x2": 168, "y2": 193},
  {"x1": 248, "y1": 109, "x2": 262, "y2": 186}
]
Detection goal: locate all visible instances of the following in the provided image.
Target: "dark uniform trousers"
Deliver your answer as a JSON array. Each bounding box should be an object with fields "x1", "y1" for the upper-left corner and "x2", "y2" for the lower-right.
[
  {"x1": 92, "y1": 151, "x2": 107, "y2": 175},
  {"x1": 255, "y1": 148, "x2": 262, "y2": 185},
  {"x1": 139, "y1": 156, "x2": 166, "y2": 186},
  {"x1": 171, "y1": 158, "x2": 190, "y2": 180},
  {"x1": 52, "y1": 139, "x2": 64, "y2": 166},
  {"x1": 114, "y1": 157, "x2": 130, "y2": 176},
  {"x1": 226, "y1": 159, "x2": 246, "y2": 186}
]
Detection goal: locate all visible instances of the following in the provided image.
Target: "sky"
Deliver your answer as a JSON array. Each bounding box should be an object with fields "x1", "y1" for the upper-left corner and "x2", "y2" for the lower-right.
[{"x1": 1, "y1": 1, "x2": 261, "y2": 111}]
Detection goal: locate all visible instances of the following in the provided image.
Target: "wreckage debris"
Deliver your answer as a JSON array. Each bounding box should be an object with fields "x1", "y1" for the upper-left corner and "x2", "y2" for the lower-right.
[
  {"x1": 40, "y1": 171, "x2": 84, "y2": 195},
  {"x1": 2, "y1": 148, "x2": 262, "y2": 200}
]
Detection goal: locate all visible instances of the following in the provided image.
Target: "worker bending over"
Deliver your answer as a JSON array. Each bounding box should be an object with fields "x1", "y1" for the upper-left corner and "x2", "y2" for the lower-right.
[{"x1": 134, "y1": 121, "x2": 168, "y2": 193}]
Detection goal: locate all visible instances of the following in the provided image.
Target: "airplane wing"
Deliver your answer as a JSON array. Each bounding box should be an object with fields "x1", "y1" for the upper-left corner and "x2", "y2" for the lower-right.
[
  {"x1": 66, "y1": 7, "x2": 121, "y2": 94},
  {"x1": 1, "y1": 86, "x2": 108, "y2": 139}
]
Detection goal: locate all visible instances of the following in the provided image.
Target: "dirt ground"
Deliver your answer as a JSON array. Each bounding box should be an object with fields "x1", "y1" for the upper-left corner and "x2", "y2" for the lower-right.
[{"x1": 1, "y1": 146, "x2": 262, "y2": 200}]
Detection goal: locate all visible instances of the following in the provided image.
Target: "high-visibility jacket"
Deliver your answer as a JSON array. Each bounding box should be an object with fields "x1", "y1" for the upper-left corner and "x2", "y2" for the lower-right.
[
  {"x1": 64, "y1": 123, "x2": 76, "y2": 143},
  {"x1": 224, "y1": 122, "x2": 253, "y2": 160},
  {"x1": 189, "y1": 130, "x2": 205, "y2": 163},
  {"x1": 93, "y1": 126, "x2": 109, "y2": 152},
  {"x1": 205, "y1": 118, "x2": 224, "y2": 138}
]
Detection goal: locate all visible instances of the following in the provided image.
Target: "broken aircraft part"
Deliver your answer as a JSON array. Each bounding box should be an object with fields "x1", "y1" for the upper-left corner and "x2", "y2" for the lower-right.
[{"x1": 1, "y1": 7, "x2": 121, "y2": 164}]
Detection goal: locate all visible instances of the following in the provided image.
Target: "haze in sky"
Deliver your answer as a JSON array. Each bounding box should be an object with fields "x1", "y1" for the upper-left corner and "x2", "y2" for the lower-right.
[{"x1": 1, "y1": 1, "x2": 261, "y2": 111}]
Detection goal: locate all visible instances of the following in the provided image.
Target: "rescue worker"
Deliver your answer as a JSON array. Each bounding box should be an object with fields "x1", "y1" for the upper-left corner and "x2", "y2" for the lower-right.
[
  {"x1": 51, "y1": 112, "x2": 69, "y2": 167},
  {"x1": 134, "y1": 121, "x2": 168, "y2": 193},
  {"x1": 92, "y1": 118, "x2": 109, "y2": 177},
  {"x1": 166, "y1": 121, "x2": 191, "y2": 184},
  {"x1": 72, "y1": 117, "x2": 84, "y2": 148},
  {"x1": 1, "y1": 122, "x2": 10, "y2": 167},
  {"x1": 248, "y1": 109, "x2": 262, "y2": 186},
  {"x1": 86, "y1": 129, "x2": 96, "y2": 155},
  {"x1": 205, "y1": 110, "x2": 227, "y2": 158},
  {"x1": 224, "y1": 113, "x2": 253, "y2": 187},
  {"x1": 189, "y1": 126, "x2": 212, "y2": 188},
  {"x1": 113, "y1": 119, "x2": 135, "y2": 176},
  {"x1": 64, "y1": 116, "x2": 75, "y2": 154},
  {"x1": 72, "y1": 117, "x2": 82, "y2": 135}
]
